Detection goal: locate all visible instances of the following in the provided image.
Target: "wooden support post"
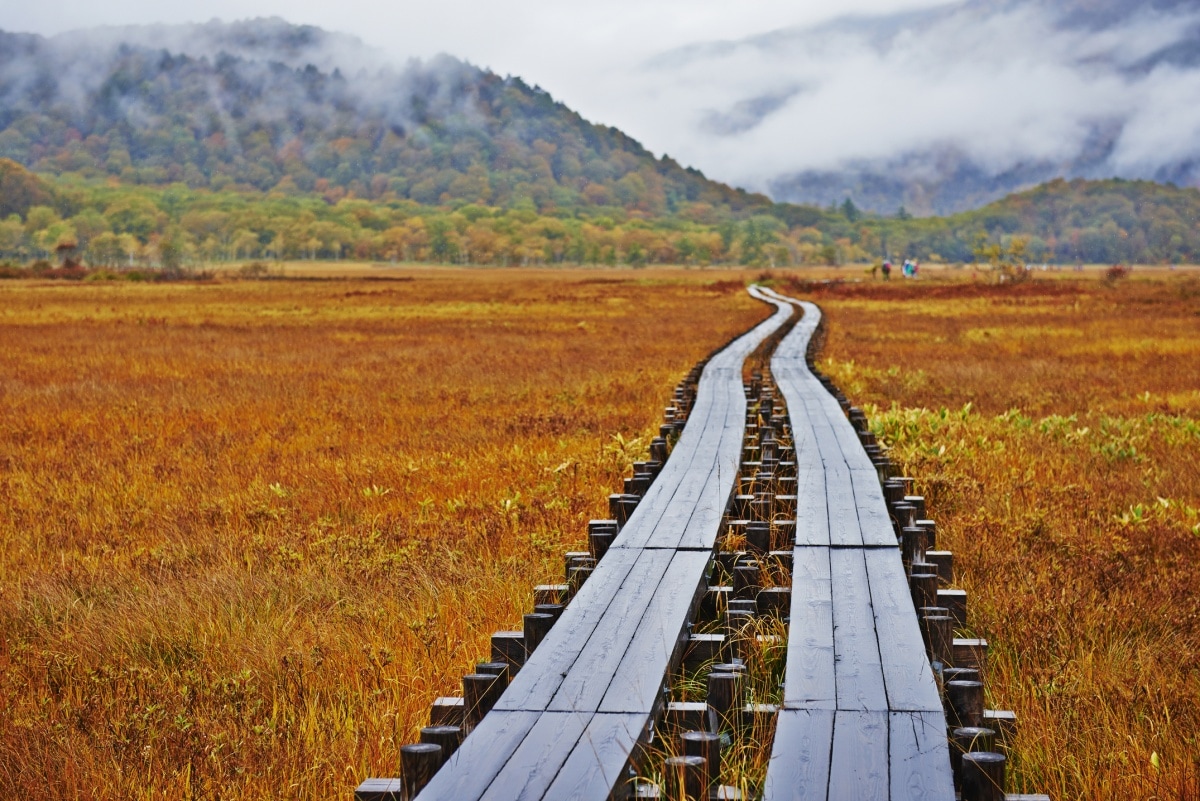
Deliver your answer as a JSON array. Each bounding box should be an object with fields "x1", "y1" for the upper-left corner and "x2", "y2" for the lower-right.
[
  {"x1": 926, "y1": 550, "x2": 954, "y2": 583},
  {"x1": 916, "y1": 518, "x2": 937, "y2": 549},
  {"x1": 588, "y1": 520, "x2": 619, "y2": 560},
  {"x1": 901, "y1": 526, "x2": 929, "y2": 570},
  {"x1": 745, "y1": 521, "x2": 770, "y2": 554},
  {"x1": 533, "y1": 602, "x2": 564, "y2": 623},
  {"x1": 533, "y1": 584, "x2": 567, "y2": 605},
  {"x1": 473, "y1": 662, "x2": 510, "y2": 682},
  {"x1": 946, "y1": 680, "x2": 985, "y2": 729},
  {"x1": 663, "y1": 755, "x2": 708, "y2": 801},
  {"x1": 400, "y1": 743, "x2": 442, "y2": 798},
  {"x1": 429, "y1": 696, "x2": 464, "y2": 727},
  {"x1": 681, "y1": 731, "x2": 721, "y2": 788},
  {"x1": 909, "y1": 570, "x2": 939, "y2": 612},
  {"x1": 950, "y1": 727, "x2": 996, "y2": 791},
  {"x1": 665, "y1": 701, "x2": 710, "y2": 732},
  {"x1": 938, "y1": 589, "x2": 968, "y2": 628},
  {"x1": 523, "y1": 612, "x2": 555, "y2": 655},
  {"x1": 904, "y1": 494, "x2": 927, "y2": 519},
  {"x1": 954, "y1": 638, "x2": 989, "y2": 684},
  {"x1": 462, "y1": 674, "x2": 503, "y2": 728},
  {"x1": 490, "y1": 631, "x2": 524, "y2": 672},
  {"x1": 756, "y1": 586, "x2": 791, "y2": 617},
  {"x1": 355, "y1": 778, "x2": 402, "y2": 801},
  {"x1": 707, "y1": 671, "x2": 744, "y2": 732},
  {"x1": 419, "y1": 724, "x2": 463, "y2": 763},
  {"x1": 960, "y1": 752, "x2": 1006, "y2": 801},
  {"x1": 925, "y1": 614, "x2": 955, "y2": 669}
]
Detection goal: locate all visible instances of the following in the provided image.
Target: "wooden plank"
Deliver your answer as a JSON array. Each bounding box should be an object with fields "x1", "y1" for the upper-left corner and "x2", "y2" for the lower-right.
[
  {"x1": 864, "y1": 548, "x2": 944, "y2": 713},
  {"x1": 413, "y1": 711, "x2": 540, "y2": 800},
  {"x1": 783, "y1": 577, "x2": 835, "y2": 710},
  {"x1": 828, "y1": 710, "x2": 889, "y2": 801},
  {"x1": 762, "y1": 709, "x2": 834, "y2": 801},
  {"x1": 889, "y1": 711, "x2": 955, "y2": 801},
  {"x1": 541, "y1": 713, "x2": 647, "y2": 801},
  {"x1": 850, "y1": 467, "x2": 897, "y2": 547},
  {"x1": 477, "y1": 711, "x2": 592, "y2": 801},
  {"x1": 599, "y1": 550, "x2": 710, "y2": 713},
  {"x1": 548, "y1": 549, "x2": 675, "y2": 712},
  {"x1": 829, "y1": 548, "x2": 888, "y2": 711},
  {"x1": 495, "y1": 549, "x2": 640, "y2": 712}
]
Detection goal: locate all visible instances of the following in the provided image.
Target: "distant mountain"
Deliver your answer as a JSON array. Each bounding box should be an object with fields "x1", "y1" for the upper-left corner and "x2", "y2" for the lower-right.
[
  {"x1": 636, "y1": 0, "x2": 1200, "y2": 215},
  {"x1": 0, "y1": 19, "x2": 771, "y2": 217}
]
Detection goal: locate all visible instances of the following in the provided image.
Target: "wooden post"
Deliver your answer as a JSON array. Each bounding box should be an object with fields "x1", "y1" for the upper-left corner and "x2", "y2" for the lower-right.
[
  {"x1": 732, "y1": 564, "x2": 761, "y2": 599},
  {"x1": 588, "y1": 520, "x2": 619, "y2": 560},
  {"x1": 707, "y1": 671, "x2": 744, "y2": 733},
  {"x1": 916, "y1": 518, "x2": 937, "y2": 549},
  {"x1": 909, "y1": 570, "x2": 939, "y2": 612},
  {"x1": 926, "y1": 550, "x2": 954, "y2": 583},
  {"x1": 462, "y1": 674, "x2": 503, "y2": 728},
  {"x1": 473, "y1": 662, "x2": 510, "y2": 682},
  {"x1": 567, "y1": 566, "x2": 593, "y2": 597},
  {"x1": 756, "y1": 586, "x2": 790, "y2": 617},
  {"x1": 960, "y1": 752, "x2": 1006, "y2": 801},
  {"x1": 533, "y1": 602, "x2": 563, "y2": 623},
  {"x1": 745, "y1": 521, "x2": 770, "y2": 554},
  {"x1": 419, "y1": 725, "x2": 463, "y2": 764},
  {"x1": 903, "y1": 494, "x2": 926, "y2": 519},
  {"x1": 680, "y1": 731, "x2": 721, "y2": 788},
  {"x1": 946, "y1": 680, "x2": 985, "y2": 729},
  {"x1": 523, "y1": 612, "x2": 555, "y2": 655},
  {"x1": 429, "y1": 696, "x2": 464, "y2": 727},
  {"x1": 663, "y1": 755, "x2": 708, "y2": 801},
  {"x1": 938, "y1": 588, "x2": 968, "y2": 628},
  {"x1": 925, "y1": 614, "x2": 954, "y2": 669},
  {"x1": 901, "y1": 526, "x2": 928, "y2": 569},
  {"x1": 950, "y1": 727, "x2": 996, "y2": 790},
  {"x1": 400, "y1": 743, "x2": 442, "y2": 798}
]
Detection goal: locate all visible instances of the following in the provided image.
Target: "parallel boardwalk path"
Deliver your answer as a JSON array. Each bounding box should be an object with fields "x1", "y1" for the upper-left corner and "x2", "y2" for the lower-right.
[
  {"x1": 758, "y1": 290, "x2": 954, "y2": 801},
  {"x1": 413, "y1": 291, "x2": 796, "y2": 801}
]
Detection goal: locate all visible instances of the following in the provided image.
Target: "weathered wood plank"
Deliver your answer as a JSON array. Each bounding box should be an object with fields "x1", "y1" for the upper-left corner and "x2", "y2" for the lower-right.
[
  {"x1": 547, "y1": 549, "x2": 674, "y2": 712},
  {"x1": 828, "y1": 710, "x2": 889, "y2": 801},
  {"x1": 477, "y1": 712, "x2": 591, "y2": 801},
  {"x1": 414, "y1": 711, "x2": 540, "y2": 800},
  {"x1": 495, "y1": 549, "x2": 641, "y2": 712},
  {"x1": 889, "y1": 711, "x2": 955, "y2": 801},
  {"x1": 829, "y1": 548, "x2": 887, "y2": 711},
  {"x1": 864, "y1": 548, "x2": 943, "y2": 713},
  {"x1": 762, "y1": 709, "x2": 834, "y2": 801},
  {"x1": 540, "y1": 713, "x2": 647, "y2": 801},
  {"x1": 599, "y1": 550, "x2": 710, "y2": 714},
  {"x1": 783, "y1": 575, "x2": 836, "y2": 710}
]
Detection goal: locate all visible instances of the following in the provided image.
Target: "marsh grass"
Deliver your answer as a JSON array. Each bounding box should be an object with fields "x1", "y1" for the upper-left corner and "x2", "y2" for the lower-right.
[
  {"x1": 0, "y1": 268, "x2": 764, "y2": 799},
  {"x1": 812, "y1": 274, "x2": 1200, "y2": 799}
]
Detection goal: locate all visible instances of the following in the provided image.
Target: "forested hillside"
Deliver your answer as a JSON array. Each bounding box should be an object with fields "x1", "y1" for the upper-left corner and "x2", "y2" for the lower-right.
[
  {"x1": 0, "y1": 23, "x2": 768, "y2": 218},
  {"x1": 3, "y1": 20, "x2": 1200, "y2": 270}
]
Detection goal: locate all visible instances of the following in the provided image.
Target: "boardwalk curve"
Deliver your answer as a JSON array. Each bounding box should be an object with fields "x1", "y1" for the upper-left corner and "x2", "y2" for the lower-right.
[{"x1": 412, "y1": 290, "x2": 796, "y2": 800}]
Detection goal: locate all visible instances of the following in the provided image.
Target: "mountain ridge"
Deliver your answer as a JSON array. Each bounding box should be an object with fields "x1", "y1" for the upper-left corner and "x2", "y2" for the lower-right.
[{"x1": 0, "y1": 20, "x2": 772, "y2": 218}]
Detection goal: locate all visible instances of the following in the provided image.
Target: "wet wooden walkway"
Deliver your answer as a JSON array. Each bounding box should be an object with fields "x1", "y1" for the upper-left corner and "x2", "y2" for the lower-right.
[
  {"x1": 407, "y1": 288, "x2": 954, "y2": 801},
  {"x1": 758, "y1": 289, "x2": 953, "y2": 801},
  {"x1": 413, "y1": 289, "x2": 795, "y2": 800}
]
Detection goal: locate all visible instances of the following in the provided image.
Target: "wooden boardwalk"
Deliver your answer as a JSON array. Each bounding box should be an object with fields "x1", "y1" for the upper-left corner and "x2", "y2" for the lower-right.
[
  {"x1": 413, "y1": 290, "x2": 797, "y2": 801},
  {"x1": 758, "y1": 289, "x2": 954, "y2": 801}
]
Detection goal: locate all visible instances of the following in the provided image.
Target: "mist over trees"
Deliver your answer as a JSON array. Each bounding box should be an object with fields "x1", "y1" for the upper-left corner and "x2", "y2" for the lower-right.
[{"x1": 3, "y1": 20, "x2": 1200, "y2": 270}]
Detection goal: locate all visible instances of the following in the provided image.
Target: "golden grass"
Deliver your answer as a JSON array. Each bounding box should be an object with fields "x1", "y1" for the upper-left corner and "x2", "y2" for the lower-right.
[
  {"x1": 805, "y1": 273, "x2": 1200, "y2": 799},
  {"x1": 0, "y1": 268, "x2": 765, "y2": 800}
]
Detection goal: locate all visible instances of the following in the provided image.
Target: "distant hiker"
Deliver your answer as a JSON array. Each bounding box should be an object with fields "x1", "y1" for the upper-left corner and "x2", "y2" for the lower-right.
[{"x1": 881, "y1": 260, "x2": 892, "y2": 280}]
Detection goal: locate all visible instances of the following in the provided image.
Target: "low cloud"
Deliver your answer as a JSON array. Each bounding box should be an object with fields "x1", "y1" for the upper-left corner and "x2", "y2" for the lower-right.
[{"x1": 602, "y1": 0, "x2": 1200, "y2": 209}]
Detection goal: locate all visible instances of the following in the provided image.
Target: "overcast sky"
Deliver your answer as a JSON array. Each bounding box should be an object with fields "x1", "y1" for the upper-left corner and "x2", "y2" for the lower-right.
[
  {"x1": 7, "y1": 0, "x2": 1200, "y2": 205},
  {"x1": 2, "y1": 1, "x2": 955, "y2": 168}
]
